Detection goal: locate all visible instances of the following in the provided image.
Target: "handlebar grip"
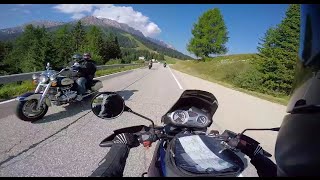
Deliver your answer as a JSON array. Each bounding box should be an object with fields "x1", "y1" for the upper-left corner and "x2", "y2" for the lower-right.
[
  {"x1": 99, "y1": 141, "x2": 114, "y2": 147},
  {"x1": 263, "y1": 149, "x2": 272, "y2": 157}
]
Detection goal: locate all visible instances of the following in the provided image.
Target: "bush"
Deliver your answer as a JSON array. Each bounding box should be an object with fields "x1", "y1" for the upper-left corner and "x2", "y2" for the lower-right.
[{"x1": 233, "y1": 67, "x2": 263, "y2": 92}]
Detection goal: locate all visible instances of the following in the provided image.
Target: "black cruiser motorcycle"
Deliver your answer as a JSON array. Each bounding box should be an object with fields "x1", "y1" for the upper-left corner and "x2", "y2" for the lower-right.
[{"x1": 15, "y1": 62, "x2": 103, "y2": 122}]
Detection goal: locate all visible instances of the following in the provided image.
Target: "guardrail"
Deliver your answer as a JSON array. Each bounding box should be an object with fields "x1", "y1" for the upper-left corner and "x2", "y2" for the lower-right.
[{"x1": 0, "y1": 63, "x2": 143, "y2": 85}]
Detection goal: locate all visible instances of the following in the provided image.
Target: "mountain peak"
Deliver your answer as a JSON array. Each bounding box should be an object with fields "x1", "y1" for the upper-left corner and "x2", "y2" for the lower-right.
[
  {"x1": 0, "y1": 20, "x2": 65, "y2": 34},
  {"x1": 23, "y1": 20, "x2": 65, "y2": 28},
  {"x1": 0, "y1": 16, "x2": 176, "y2": 50},
  {"x1": 76, "y1": 15, "x2": 145, "y2": 38}
]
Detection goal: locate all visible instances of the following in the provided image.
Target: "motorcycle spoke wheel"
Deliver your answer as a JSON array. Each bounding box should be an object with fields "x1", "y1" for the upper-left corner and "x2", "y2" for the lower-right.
[{"x1": 22, "y1": 100, "x2": 45, "y2": 118}]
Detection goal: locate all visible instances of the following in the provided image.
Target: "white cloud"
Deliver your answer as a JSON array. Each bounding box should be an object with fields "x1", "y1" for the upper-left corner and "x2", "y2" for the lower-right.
[
  {"x1": 146, "y1": 22, "x2": 161, "y2": 37},
  {"x1": 53, "y1": 4, "x2": 161, "y2": 37},
  {"x1": 71, "y1": 13, "x2": 86, "y2": 20},
  {"x1": 53, "y1": 4, "x2": 93, "y2": 14}
]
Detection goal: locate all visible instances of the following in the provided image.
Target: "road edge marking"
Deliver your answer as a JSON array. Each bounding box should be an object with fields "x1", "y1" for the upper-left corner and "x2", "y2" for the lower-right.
[
  {"x1": 168, "y1": 66, "x2": 183, "y2": 90},
  {"x1": 0, "y1": 98, "x2": 16, "y2": 105}
]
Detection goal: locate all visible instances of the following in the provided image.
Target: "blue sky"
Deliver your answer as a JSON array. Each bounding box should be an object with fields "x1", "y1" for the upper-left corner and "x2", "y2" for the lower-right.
[{"x1": 0, "y1": 4, "x2": 289, "y2": 56}]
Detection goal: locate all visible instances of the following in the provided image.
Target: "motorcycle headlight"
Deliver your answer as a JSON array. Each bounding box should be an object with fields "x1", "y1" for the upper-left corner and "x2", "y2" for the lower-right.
[
  {"x1": 49, "y1": 74, "x2": 56, "y2": 81},
  {"x1": 32, "y1": 74, "x2": 39, "y2": 80},
  {"x1": 39, "y1": 75, "x2": 49, "y2": 83}
]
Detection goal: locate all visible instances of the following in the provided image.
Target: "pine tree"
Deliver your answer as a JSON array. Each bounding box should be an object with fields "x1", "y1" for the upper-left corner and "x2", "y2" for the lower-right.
[
  {"x1": 0, "y1": 41, "x2": 13, "y2": 75},
  {"x1": 71, "y1": 21, "x2": 86, "y2": 52},
  {"x1": 81, "y1": 26, "x2": 104, "y2": 64},
  {"x1": 187, "y1": 8, "x2": 228, "y2": 58},
  {"x1": 255, "y1": 4, "x2": 301, "y2": 95},
  {"x1": 52, "y1": 25, "x2": 73, "y2": 68},
  {"x1": 102, "y1": 32, "x2": 122, "y2": 63},
  {"x1": 114, "y1": 36, "x2": 122, "y2": 59}
]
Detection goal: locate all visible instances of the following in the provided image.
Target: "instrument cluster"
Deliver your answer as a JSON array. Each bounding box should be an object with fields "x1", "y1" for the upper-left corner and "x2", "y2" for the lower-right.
[{"x1": 168, "y1": 106, "x2": 211, "y2": 128}]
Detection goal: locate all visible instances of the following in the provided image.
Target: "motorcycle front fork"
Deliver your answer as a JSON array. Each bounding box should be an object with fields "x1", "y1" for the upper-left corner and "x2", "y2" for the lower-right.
[{"x1": 35, "y1": 83, "x2": 51, "y2": 110}]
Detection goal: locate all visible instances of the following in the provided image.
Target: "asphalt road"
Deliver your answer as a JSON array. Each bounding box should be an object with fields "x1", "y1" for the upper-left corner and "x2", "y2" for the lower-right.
[{"x1": 0, "y1": 63, "x2": 286, "y2": 177}]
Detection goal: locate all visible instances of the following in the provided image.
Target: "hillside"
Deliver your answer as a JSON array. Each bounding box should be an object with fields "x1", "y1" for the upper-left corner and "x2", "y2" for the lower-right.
[
  {"x1": 171, "y1": 53, "x2": 289, "y2": 105},
  {"x1": 0, "y1": 16, "x2": 193, "y2": 60}
]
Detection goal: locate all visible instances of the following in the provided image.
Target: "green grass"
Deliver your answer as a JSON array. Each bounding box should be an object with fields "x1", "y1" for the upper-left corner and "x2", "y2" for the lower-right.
[
  {"x1": 0, "y1": 64, "x2": 145, "y2": 101},
  {"x1": 164, "y1": 56, "x2": 186, "y2": 64},
  {"x1": 0, "y1": 81, "x2": 36, "y2": 101},
  {"x1": 171, "y1": 60, "x2": 289, "y2": 106},
  {"x1": 203, "y1": 53, "x2": 257, "y2": 62},
  {"x1": 122, "y1": 33, "x2": 158, "y2": 53}
]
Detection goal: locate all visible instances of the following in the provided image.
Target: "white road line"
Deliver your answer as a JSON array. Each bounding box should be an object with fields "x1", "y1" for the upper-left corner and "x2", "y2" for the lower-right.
[
  {"x1": 0, "y1": 98, "x2": 16, "y2": 105},
  {"x1": 168, "y1": 66, "x2": 183, "y2": 90}
]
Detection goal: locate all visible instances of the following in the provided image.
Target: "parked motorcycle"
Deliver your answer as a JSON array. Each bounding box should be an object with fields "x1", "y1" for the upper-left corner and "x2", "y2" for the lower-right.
[
  {"x1": 163, "y1": 63, "x2": 167, "y2": 68},
  {"x1": 90, "y1": 90, "x2": 279, "y2": 177},
  {"x1": 15, "y1": 62, "x2": 103, "y2": 122}
]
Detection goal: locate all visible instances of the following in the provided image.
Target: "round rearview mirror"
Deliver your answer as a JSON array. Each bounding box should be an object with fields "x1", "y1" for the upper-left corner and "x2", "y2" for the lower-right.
[{"x1": 91, "y1": 92, "x2": 125, "y2": 120}]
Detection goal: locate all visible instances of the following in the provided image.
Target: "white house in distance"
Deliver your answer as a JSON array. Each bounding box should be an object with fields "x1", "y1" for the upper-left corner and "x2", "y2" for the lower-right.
[{"x1": 139, "y1": 56, "x2": 145, "y2": 60}]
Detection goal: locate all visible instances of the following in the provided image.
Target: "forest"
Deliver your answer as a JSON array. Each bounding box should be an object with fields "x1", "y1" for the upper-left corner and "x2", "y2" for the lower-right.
[{"x1": 0, "y1": 21, "x2": 184, "y2": 76}]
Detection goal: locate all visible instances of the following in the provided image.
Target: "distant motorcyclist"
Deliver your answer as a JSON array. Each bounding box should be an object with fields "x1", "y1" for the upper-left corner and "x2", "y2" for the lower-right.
[
  {"x1": 75, "y1": 53, "x2": 97, "y2": 101},
  {"x1": 148, "y1": 60, "x2": 153, "y2": 69}
]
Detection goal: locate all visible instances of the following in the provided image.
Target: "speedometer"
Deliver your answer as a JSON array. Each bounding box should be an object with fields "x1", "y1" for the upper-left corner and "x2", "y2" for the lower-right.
[
  {"x1": 197, "y1": 115, "x2": 208, "y2": 125},
  {"x1": 172, "y1": 110, "x2": 187, "y2": 124}
]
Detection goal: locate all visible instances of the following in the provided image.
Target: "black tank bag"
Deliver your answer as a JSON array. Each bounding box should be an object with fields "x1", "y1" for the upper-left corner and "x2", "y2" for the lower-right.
[{"x1": 164, "y1": 133, "x2": 245, "y2": 177}]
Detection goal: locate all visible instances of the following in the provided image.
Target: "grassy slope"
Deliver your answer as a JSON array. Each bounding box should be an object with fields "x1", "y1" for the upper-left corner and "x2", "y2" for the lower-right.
[
  {"x1": 122, "y1": 33, "x2": 193, "y2": 65},
  {"x1": 122, "y1": 33, "x2": 158, "y2": 53},
  {"x1": 171, "y1": 54, "x2": 289, "y2": 106}
]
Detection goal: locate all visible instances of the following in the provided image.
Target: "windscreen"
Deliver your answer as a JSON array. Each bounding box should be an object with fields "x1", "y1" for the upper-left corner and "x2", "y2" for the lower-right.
[{"x1": 162, "y1": 90, "x2": 218, "y2": 122}]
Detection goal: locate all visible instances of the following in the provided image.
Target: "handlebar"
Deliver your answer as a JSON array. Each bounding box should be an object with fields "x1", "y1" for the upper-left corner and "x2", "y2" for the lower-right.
[
  {"x1": 99, "y1": 127, "x2": 273, "y2": 157},
  {"x1": 56, "y1": 67, "x2": 69, "y2": 75},
  {"x1": 99, "y1": 126, "x2": 172, "y2": 148}
]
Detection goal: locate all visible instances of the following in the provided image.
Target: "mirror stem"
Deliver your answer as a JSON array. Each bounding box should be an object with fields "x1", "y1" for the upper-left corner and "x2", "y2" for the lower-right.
[
  {"x1": 240, "y1": 127, "x2": 280, "y2": 135},
  {"x1": 126, "y1": 108, "x2": 155, "y2": 128}
]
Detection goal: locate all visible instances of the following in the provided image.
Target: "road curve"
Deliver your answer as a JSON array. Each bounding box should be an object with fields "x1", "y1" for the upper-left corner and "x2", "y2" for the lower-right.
[{"x1": 0, "y1": 63, "x2": 286, "y2": 177}]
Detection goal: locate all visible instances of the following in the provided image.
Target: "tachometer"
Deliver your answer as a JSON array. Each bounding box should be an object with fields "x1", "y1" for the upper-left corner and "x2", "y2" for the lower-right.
[{"x1": 172, "y1": 110, "x2": 188, "y2": 124}]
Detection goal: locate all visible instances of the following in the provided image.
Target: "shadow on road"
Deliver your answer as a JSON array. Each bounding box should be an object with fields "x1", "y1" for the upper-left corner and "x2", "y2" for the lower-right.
[
  {"x1": 32, "y1": 90, "x2": 138, "y2": 124},
  {"x1": 116, "y1": 90, "x2": 138, "y2": 101},
  {"x1": 0, "y1": 90, "x2": 139, "y2": 170},
  {"x1": 32, "y1": 96, "x2": 93, "y2": 124}
]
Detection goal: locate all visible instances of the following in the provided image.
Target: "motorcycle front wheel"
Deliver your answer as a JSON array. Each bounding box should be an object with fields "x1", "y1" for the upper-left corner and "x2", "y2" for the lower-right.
[{"x1": 15, "y1": 99, "x2": 48, "y2": 122}]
